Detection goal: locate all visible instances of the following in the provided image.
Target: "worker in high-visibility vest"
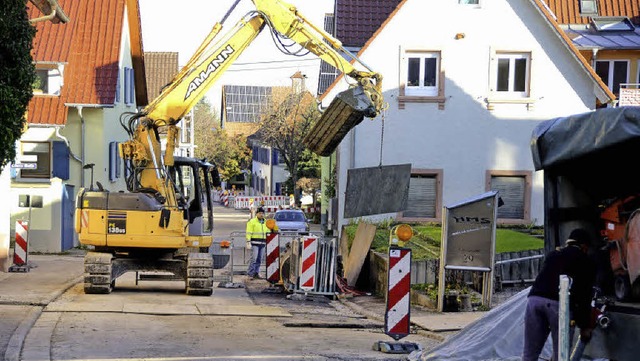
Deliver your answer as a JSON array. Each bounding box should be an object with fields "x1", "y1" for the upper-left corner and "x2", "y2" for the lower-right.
[{"x1": 245, "y1": 207, "x2": 269, "y2": 279}]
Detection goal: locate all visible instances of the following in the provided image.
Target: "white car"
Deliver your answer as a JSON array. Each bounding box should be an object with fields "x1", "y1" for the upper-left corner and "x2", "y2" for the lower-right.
[{"x1": 274, "y1": 209, "x2": 309, "y2": 233}]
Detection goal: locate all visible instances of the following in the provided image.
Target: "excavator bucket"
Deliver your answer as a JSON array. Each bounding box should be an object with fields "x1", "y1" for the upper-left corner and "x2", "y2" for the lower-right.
[{"x1": 304, "y1": 86, "x2": 378, "y2": 156}]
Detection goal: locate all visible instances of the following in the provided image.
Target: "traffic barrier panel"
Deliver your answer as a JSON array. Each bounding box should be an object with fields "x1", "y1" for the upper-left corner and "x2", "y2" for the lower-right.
[
  {"x1": 266, "y1": 232, "x2": 280, "y2": 284},
  {"x1": 385, "y1": 247, "x2": 412, "y2": 340},
  {"x1": 9, "y1": 220, "x2": 30, "y2": 272},
  {"x1": 226, "y1": 231, "x2": 336, "y2": 296},
  {"x1": 299, "y1": 236, "x2": 318, "y2": 290}
]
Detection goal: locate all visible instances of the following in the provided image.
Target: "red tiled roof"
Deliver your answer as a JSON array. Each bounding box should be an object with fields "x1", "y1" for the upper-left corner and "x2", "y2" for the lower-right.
[
  {"x1": 335, "y1": 0, "x2": 402, "y2": 48},
  {"x1": 542, "y1": 0, "x2": 640, "y2": 25},
  {"x1": 27, "y1": 0, "x2": 147, "y2": 125}
]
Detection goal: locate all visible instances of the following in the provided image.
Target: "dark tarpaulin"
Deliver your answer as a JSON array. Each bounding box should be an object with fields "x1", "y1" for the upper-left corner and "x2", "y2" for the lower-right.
[{"x1": 531, "y1": 107, "x2": 640, "y2": 172}]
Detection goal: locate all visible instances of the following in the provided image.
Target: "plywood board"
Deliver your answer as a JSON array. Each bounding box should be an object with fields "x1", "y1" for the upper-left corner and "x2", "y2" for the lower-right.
[
  {"x1": 339, "y1": 225, "x2": 350, "y2": 260},
  {"x1": 344, "y1": 222, "x2": 376, "y2": 287}
]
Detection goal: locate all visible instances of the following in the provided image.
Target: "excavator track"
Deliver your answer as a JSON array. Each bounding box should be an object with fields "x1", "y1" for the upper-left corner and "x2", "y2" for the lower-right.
[
  {"x1": 185, "y1": 252, "x2": 214, "y2": 296},
  {"x1": 84, "y1": 251, "x2": 114, "y2": 294}
]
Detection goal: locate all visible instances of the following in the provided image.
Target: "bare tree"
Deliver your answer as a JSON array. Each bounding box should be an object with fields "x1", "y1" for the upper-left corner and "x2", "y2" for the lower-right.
[
  {"x1": 193, "y1": 98, "x2": 252, "y2": 184},
  {"x1": 257, "y1": 88, "x2": 320, "y2": 204}
]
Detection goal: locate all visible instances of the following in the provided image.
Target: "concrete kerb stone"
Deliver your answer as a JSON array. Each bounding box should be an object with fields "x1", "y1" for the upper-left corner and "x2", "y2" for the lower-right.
[
  {"x1": 337, "y1": 297, "x2": 446, "y2": 342},
  {"x1": 3, "y1": 274, "x2": 84, "y2": 361}
]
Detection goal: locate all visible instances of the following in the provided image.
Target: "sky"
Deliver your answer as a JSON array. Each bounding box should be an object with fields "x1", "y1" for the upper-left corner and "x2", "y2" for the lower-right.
[{"x1": 138, "y1": 0, "x2": 334, "y2": 110}]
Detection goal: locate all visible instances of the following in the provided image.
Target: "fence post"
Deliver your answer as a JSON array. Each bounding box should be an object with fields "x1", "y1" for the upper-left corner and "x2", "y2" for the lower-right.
[{"x1": 559, "y1": 275, "x2": 571, "y2": 361}]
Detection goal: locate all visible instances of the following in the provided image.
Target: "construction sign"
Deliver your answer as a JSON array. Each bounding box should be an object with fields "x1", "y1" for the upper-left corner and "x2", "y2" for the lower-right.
[{"x1": 385, "y1": 246, "x2": 411, "y2": 340}]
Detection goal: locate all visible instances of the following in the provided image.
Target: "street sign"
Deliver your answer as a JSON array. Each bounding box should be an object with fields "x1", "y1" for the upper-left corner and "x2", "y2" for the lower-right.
[{"x1": 11, "y1": 163, "x2": 37, "y2": 169}]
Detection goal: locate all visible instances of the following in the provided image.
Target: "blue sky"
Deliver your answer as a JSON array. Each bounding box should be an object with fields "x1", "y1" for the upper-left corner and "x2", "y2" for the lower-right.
[{"x1": 139, "y1": 0, "x2": 333, "y2": 106}]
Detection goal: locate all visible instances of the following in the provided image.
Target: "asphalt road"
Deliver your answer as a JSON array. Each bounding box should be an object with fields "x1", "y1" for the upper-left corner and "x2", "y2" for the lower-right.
[{"x1": 2, "y1": 203, "x2": 440, "y2": 361}]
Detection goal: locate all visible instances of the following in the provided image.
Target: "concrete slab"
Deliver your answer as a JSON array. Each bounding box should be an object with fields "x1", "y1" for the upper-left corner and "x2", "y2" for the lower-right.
[
  {"x1": 45, "y1": 302, "x2": 124, "y2": 313},
  {"x1": 196, "y1": 304, "x2": 292, "y2": 317},
  {"x1": 411, "y1": 311, "x2": 487, "y2": 332},
  {"x1": 123, "y1": 303, "x2": 200, "y2": 315}
]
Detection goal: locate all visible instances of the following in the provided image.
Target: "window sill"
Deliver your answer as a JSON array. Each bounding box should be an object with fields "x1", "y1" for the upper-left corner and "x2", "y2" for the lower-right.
[
  {"x1": 398, "y1": 95, "x2": 446, "y2": 110},
  {"x1": 486, "y1": 97, "x2": 536, "y2": 111}
]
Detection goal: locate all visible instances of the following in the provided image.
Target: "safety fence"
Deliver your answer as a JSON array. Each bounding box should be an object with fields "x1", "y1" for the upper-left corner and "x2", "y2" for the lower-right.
[
  {"x1": 211, "y1": 239, "x2": 234, "y2": 284},
  {"x1": 233, "y1": 196, "x2": 290, "y2": 210},
  {"x1": 227, "y1": 231, "x2": 336, "y2": 296},
  {"x1": 409, "y1": 248, "x2": 545, "y2": 289}
]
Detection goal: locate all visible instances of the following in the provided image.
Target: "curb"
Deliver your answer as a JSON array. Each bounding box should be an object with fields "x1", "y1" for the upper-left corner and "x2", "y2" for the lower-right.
[
  {"x1": 3, "y1": 275, "x2": 83, "y2": 361},
  {"x1": 338, "y1": 297, "x2": 446, "y2": 342}
]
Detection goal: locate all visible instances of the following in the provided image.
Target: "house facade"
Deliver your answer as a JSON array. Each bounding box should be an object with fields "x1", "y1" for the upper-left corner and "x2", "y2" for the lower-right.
[
  {"x1": 542, "y1": 0, "x2": 640, "y2": 105},
  {"x1": 8, "y1": 0, "x2": 147, "y2": 253},
  {"x1": 0, "y1": 0, "x2": 69, "y2": 271},
  {"x1": 321, "y1": 0, "x2": 615, "y2": 233}
]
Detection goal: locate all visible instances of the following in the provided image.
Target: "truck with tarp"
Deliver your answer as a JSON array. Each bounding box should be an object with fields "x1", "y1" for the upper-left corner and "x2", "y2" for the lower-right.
[{"x1": 530, "y1": 106, "x2": 640, "y2": 360}]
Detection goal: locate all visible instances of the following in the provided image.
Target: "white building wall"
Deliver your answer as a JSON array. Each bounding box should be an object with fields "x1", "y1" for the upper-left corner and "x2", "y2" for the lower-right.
[{"x1": 323, "y1": 0, "x2": 597, "y2": 232}]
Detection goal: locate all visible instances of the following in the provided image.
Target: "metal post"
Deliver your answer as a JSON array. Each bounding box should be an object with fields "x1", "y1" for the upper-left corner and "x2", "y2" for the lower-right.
[{"x1": 559, "y1": 275, "x2": 571, "y2": 361}]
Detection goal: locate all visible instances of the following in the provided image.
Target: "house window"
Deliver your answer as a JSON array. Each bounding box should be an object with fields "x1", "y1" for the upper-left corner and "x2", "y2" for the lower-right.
[
  {"x1": 124, "y1": 67, "x2": 135, "y2": 105},
  {"x1": 405, "y1": 51, "x2": 440, "y2": 96},
  {"x1": 20, "y1": 142, "x2": 51, "y2": 179},
  {"x1": 486, "y1": 170, "x2": 531, "y2": 223},
  {"x1": 494, "y1": 52, "x2": 530, "y2": 97},
  {"x1": 34, "y1": 67, "x2": 62, "y2": 95},
  {"x1": 399, "y1": 169, "x2": 442, "y2": 221},
  {"x1": 399, "y1": 49, "x2": 445, "y2": 109},
  {"x1": 579, "y1": 0, "x2": 598, "y2": 16},
  {"x1": 595, "y1": 60, "x2": 628, "y2": 96}
]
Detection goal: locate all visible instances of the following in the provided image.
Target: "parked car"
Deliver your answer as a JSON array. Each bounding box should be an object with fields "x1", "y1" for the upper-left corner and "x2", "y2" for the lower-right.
[{"x1": 274, "y1": 209, "x2": 309, "y2": 233}]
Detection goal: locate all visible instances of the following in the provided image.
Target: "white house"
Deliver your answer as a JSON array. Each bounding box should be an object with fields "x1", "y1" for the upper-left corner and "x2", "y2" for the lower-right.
[{"x1": 320, "y1": 0, "x2": 614, "y2": 233}]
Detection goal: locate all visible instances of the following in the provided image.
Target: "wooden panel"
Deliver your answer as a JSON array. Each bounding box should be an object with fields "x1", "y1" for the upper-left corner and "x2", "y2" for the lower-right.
[{"x1": 344, "y1": 222, "x2": 376, "y2": 287}]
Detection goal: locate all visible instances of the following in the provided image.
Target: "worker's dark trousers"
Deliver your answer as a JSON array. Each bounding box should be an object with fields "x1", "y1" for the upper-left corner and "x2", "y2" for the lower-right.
[{"x1": 523, "y1": 295, "x2": 575, "y2": 361}]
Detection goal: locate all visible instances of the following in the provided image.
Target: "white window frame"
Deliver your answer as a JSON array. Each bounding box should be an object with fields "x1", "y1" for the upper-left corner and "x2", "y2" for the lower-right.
[
  {"x1": 19, "y1": 141, "x2": 51, "y2": 179},
  {"x1": 34, "y1": 64, "x2": 63, "y2": 96},
  {"x1": 595, "y1": 59, "x2": 629, "y2": 96},
  {"x1": 580, "y1": 0, "x2": 598, "y2": 16},
  {"x1": 404, "y1": 51, "x2": 440, "y2": 97},
  {"x1": 493, "y1": 52, "x2": 530, "y2": 98}
]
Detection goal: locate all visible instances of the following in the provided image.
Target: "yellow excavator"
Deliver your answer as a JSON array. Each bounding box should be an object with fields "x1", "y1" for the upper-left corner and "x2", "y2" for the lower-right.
[{"x1": 74, "y1": 0, "x2": 384, "y2": 296}]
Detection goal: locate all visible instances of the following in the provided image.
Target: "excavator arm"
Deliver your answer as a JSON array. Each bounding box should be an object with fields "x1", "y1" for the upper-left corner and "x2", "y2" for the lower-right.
[{"x1": 120, "y1": 0, "x2": 384, "y2": 204}]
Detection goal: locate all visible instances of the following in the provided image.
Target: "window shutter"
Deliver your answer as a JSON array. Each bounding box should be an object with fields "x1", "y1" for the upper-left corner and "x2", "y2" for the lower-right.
[
  {"x1": 272, "y1": 150, "x2": 278, "y2": 165},
  {"x1": 115, "y1": 70, "x2": 121, "y2": 103},
  {"x1": 404, "y1": 176, "x2": 436, "y2": 218},
  {"x1": 491, "y1": 176, "x2": 525, "y2": 219},
  {"x1": 52, "y1": 141, "x2": 69, "y2": 180},
  {"x1": 109, "y1": 142, "x2": 121, "y2": 181},
  {"x1": 128, "y1": 68, "x2": 135, "y2": 104}
]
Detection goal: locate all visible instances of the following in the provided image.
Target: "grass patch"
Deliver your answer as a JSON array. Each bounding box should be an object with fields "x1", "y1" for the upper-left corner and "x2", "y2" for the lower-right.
[{"x1": 345, "y1": 222, "x2": 543, "y2": 260}]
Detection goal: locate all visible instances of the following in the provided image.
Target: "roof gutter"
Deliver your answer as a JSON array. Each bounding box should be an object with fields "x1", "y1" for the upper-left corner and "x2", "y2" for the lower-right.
[{"x1": 29, "y1": 0, "x2": 69, "y2": 24}]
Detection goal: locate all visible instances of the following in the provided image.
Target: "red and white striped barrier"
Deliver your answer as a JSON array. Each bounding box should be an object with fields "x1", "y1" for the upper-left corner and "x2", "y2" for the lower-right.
[
  {"x1": 12, "y1": 220, "x2": 29, "y2": 267},
  {"x1": 299, "y1": 236, "x2": 318, "y2": 290},
  {"x1": 265, "y1": 233, "x2": 280, "y2": 284},
  {"x1": 385, "y1": 247, "x2": 412, "y2": 340}
]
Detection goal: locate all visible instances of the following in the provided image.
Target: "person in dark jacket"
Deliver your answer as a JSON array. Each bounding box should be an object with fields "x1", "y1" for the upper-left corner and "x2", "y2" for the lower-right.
[{"x1": 522, "y1": 228, "x2": 597, "y2": 361}]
